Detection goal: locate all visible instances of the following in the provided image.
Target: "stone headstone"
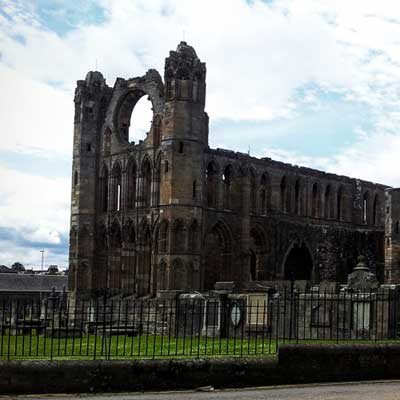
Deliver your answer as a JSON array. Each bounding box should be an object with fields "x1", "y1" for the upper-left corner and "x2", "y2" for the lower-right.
[
  {"x1": 294, "y1": 280, "x2": 311, "y2": 293},
  {"x1": 319, "y1": 281, "x2": 339, "y2": 293},
  {"x1": 214, "y1": 281, "x2": 239, "y2": 293},
  {"x1": 245, "y1": 281, "x2": 271, "y2": 293}
]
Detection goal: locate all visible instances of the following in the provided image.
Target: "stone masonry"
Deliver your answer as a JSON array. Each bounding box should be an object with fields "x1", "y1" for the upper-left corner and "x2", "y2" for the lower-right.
[{"x1": 68, "y1": 42, "x2": 400, "y2": 300}]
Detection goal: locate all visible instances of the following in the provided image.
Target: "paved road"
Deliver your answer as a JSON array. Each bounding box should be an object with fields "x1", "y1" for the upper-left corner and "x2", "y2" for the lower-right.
[{"x1": 3, "y1": 381, "x2": 400, "y2": 400}]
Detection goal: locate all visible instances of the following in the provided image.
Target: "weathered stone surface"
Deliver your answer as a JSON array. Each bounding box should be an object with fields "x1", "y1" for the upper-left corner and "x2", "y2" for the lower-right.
[
  {"x1": 69, "y1": 42, "x2": 394, "y2": 301},
  {"x1": 3, "y1": 345, "x2": 400, "y2": 394},
  {"x1": 347, "y1": 255, "x2": 379, "y2": 291}
]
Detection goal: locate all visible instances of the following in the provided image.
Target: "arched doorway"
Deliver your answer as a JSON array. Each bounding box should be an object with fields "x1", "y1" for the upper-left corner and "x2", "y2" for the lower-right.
[{"x1": 284, "y1": 243, "x2": 313, "y2": 281}]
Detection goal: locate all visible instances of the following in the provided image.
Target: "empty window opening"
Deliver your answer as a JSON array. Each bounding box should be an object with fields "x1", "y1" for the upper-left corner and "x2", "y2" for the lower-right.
[
  {"x1": 164, "y1": 160, "x2": 169, "y2": 173},
  {"x1": 112, "y1": 163, "x2": 122, "y2": 211},
  {"x1": 280, "y1": 176, "x2": 287, "y2": 212},
  {"x1": 179, "y1": 141, "x2": 184, "y2": 153},
  {"x1": 155, "y1": 159, "x2": 161, "y2": 206},
  {"x1": 260, "y1": 174, "x2": 267, "y2": 215},
  {"x1": 250, "y1": 171, "x2": 256, "y2": 213},
  {"x1": 128, "y1": 96, "x2": 153, "y2": 143},
  {"x1": 260, "y1": 189, "x2": 266, "y2": 214},
  {"x1": 373, "y1": 195, "x2": 379, "y2": 225},
  {"x1": 100, "y1": 166, "x2": 109, "y2": 212},
  {"x1": 127, "y1": 161, "x2": 137, "y2": 210},
  {"x1": 223, "y1": 166, "x2": 233, "y2": 209},
  {"x1": 192, "y1": 180, "x2": 197, "y2": 199},
  {"x1": 311, "y1": 183, "x2": 320, "y2": 218},
  {"x1": 363, "y1": 200, "x2": 367, "y2": 223},
  {"x1": 337, "y1": 187, "x2": 343, "y2": 220},
  {"x1": 117, "y1": 184, "x2": 121, "y2": 211},
  {"x1": 363, "y1": 192, "x2": 369, "y2": 224},
  {"x1": 206, "y1": 162, "x2": 218, "y2": 208},
  {"x1": 86, "y1": 143, "x2": 92, "y2": 152},
  {"x1": 324, "y1": 185, "x2": 331, "y2": 219},
  {"x1": 396, "y1": 221, "x2": 400, "y2": 234},
  {"x1": 142, "y1": 159, "x2": 152, "y2": 207},
  {"x1": 73, "y1": 170, "x2": 78, "y2": 186},
  {"x1": 294, "y1": 180, "x2": 300, "y2": 215}
]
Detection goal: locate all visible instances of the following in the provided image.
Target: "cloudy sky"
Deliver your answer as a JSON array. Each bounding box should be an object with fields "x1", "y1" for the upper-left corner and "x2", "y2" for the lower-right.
[{"x1": 1, "y1": 0, "x2": 400, "y2": 269}]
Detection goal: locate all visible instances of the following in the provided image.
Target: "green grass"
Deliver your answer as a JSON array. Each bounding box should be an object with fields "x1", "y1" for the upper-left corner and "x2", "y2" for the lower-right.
[
  {"x1": 2, "y1": 333, "x2": 400, "y2": 361},
  {"x1": 0, "y1": 333, "x2": 279, "y2": 360}
]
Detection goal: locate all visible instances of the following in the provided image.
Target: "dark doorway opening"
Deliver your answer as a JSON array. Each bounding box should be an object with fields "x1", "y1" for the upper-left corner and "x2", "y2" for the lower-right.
[{"x1": 284, "y1": 243, "x2": 313, "y2": 281}]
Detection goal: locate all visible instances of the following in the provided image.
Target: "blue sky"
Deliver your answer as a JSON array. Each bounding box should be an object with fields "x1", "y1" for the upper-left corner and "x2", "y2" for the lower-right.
[{"x1": 1, "y1": 0, "x2": 400, "y2": 268}]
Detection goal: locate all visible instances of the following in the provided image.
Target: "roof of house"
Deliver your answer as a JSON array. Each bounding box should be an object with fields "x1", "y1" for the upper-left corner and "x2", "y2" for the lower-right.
[{"x1": 0, "y1": 274, "x2": 68, "y2": 292}]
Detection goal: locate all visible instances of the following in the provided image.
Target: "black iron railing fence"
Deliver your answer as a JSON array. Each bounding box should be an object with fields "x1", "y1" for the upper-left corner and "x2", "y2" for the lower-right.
[{"x1": 1, "y1": 288, "x2": 400, "y2": 360}]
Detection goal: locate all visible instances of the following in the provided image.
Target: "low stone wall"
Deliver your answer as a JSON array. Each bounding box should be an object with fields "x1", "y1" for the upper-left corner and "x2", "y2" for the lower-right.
[
  {"x1": 279, "y1": 344, "x2": 400, "y2": 383},
  {"x1": 0, "y1": 358, "x2": 280, "y2": 394},
  {"x1": 2, "y1": 344, "x2": 400, "y2": 394}
]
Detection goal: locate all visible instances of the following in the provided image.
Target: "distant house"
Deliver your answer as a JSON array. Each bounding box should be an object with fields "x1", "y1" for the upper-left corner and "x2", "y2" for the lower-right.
[
  {"x1": 0, "y1": 274, "x2": 68, "y2": 304},
  {"x1": 0, "y1": 265, "x2": 16, "y2": 274}
]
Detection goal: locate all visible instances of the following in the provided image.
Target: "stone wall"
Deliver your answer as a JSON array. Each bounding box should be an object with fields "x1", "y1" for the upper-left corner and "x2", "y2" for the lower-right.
[
  {"x1": 3, "y1": 344, "x2": 400, "y2": 394},
  {"x1": 68, "y1": 41, "x2": 388, "y2": 301}
]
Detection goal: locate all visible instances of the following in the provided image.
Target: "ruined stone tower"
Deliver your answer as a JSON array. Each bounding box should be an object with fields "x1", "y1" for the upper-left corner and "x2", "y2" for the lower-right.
[{"x1": 69, "y1": 42, "x2": 389, "y2": 301}]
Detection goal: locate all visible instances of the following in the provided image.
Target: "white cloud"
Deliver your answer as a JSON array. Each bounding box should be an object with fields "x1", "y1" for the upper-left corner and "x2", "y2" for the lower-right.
[
  {"x1": 0, "y1": 164, "x2": 70, "y2": 266},
  {"x1": 0, "y1": 64, "x2": 73, "y2": 155},
  {"x1": 1, "y1": 0, "x2": 400, "y2": 266},
  {"x1": 1, "y1": 0, "x2": 400, "y2": 137},
  {"x1": 260, "y1": 128, "x2": 400, "y2": 187}
]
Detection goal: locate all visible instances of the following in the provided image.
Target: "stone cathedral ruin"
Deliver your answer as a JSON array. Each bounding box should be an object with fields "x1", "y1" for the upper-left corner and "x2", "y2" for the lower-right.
[{"x1": 68, "y1": 42, "x2": 400, "y2": 302}]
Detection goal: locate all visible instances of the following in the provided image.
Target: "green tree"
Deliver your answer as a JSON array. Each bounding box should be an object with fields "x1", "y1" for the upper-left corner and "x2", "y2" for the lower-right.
[
  {"x1": 11, "y1": 262, "x2": 25, "y2": 272},
  {"x1": 47, "y1": 265, "x2": 59, "y2": 275}
]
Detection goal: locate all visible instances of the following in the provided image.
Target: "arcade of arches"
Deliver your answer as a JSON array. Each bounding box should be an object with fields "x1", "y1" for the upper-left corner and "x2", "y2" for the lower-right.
[{"x1": 69, "y1": 42, "x2": 390, "y2": 300}]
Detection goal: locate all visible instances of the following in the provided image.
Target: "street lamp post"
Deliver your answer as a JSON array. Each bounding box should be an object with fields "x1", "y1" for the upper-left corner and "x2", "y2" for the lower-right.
[
  {"x1": 40, "y1": 250, "x2": 45, "y2": 305},
  {"x1": 40, "y1": 250, "x2": 44, "y2": 273}
]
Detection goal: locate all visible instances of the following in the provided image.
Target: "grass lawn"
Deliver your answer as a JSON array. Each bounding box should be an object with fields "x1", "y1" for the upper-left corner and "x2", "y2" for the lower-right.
[
  {"x1": 0, "y1": 333, "x2": 280, "y2": 360},
  {"x1": 1, "y1": 333, "x2": 399, "y2": 360}
]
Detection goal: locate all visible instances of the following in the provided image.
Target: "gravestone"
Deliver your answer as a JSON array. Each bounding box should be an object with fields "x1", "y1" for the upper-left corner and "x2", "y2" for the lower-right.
[{"x1": 347, "y1": 255, "x2": 379, "y2": 291}]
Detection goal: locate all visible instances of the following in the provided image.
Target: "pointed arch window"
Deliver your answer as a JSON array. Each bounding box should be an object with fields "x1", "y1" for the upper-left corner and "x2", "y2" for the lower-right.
[
  {"x1": 363, "y1": 191, "x2": 370, "y2": 224},
  {"x1": 206, "y1": 161, "x2": 218, "y2": 208},
  {"x1": 311, "y1": 182, "x2": 320, "y2": 218},
  {"x1": 188, "y1": 220, "x2": 199, "y2": 253},
  {"x1": 337, "y1": 186, "x2": 343, "y2": 221},
  {"x1": 260, "y1": 176, "x2": 266, "y2": 215},
  {"x1": 154, "y1": 157, "x2": 162, "y2": 206},
  {"x1": 111, "y1": 162, "x2": 122, "y2": 211},
  {"x1": 173, "y1": 220, "x2": 186, "y2": 253},
  {"x1": 157, "y1": 220, "x2": 169, "y2": 253},
  {"x1": 250, "y1": 170, "x2": 257, "y2": 213},
  {"x1": 223, "y1": 165, "x2": 233, "y2": 209},
  {"x1": 126, "y1": 159, "x2": 137, "y2": 210},
  {"x1": 324, "y1": 185, "x2": 331, "y2": 219},
  {"x1": 142, "y1": 159, "x2": 152, "y2": 208},
  {"x1": 280, "y1": 176, "x2": 288, "y2": 212},
  {"x1": 294, "y1": 179, "x2": 300, "y2": 215},
  {"x1": 373, "y1": 194, "x2": 379, "y2": 225},
  {"x1": 99, "y1": 165, "x2": 109, "y2": 212}
]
